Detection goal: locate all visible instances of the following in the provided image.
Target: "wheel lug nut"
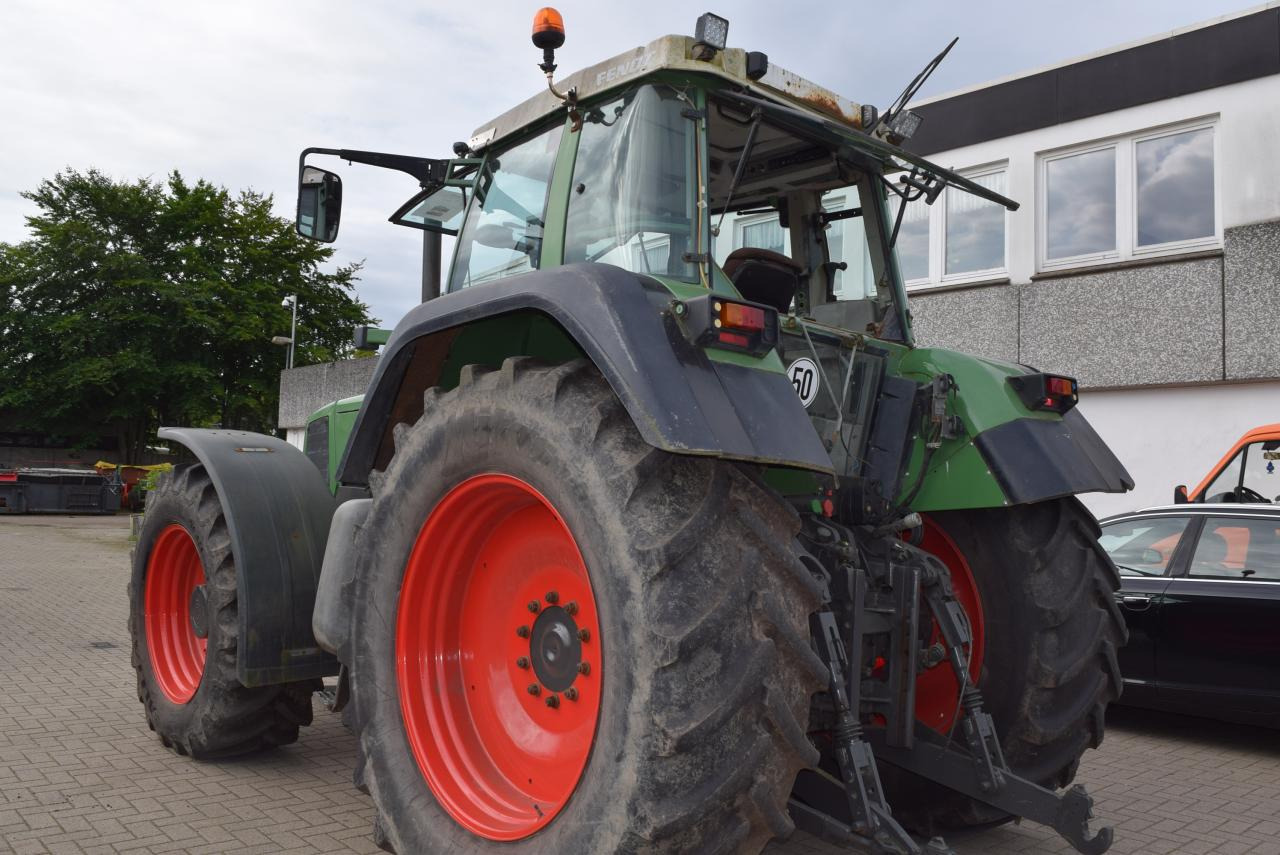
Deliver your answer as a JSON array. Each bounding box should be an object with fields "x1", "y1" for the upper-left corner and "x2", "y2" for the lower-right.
[
  {"x1": 516, "y1": 657, "x2": 530, "y2": 669},
  {"x1": 578, "y1": 628, "x2": 591, "y2": 642},
  {"x1": 527, "y1": 683, "x2": 541, "y2": 696},
  {"x1": 565, "y1": 601, "x2": 578, "y2": 615},
  {"x1": 577, "y1": 662, "x2": 591, "y2": 676},
  {"x1": 545, "y1": 694, "x2": 560, "y2": 708},
  {"x1": 545, "y1": 590, "x2": 559, "y2": 604},
  {"x1": 516, "y1": 625, "x2": 530, "y2": 638},
  {"x1": 564, "y1": 687, "x2": 578, "y2": 701},
  {"x1": 528, "y1": 601, "x2": 540, "y2": 613}
]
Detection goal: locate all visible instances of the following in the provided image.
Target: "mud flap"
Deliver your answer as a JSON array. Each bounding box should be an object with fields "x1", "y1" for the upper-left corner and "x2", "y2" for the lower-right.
[{"x1": 157, "y1": 428, "x2": 339, "y2": 686}]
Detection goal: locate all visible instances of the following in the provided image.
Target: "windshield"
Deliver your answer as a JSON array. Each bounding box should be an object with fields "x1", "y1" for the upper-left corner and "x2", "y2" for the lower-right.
[
  {"x1": 1203, "y1": 440, "x2": 1280, "y2": 503},
  {"x1": 563, "y1": 85, "x2": 698, "y2": 281}
]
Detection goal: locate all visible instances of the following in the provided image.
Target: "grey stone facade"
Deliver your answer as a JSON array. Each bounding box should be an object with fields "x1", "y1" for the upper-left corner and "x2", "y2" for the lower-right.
[
  {"x1": 277, "y1": 357, "x2": 380, "y2": 430},
  {"x1": 1224, "y1": 220, "x2": 1280, "y2": 380},
  {"x1": 909, "y1": 219, "x2": 1280, "y2": 389},
  {"x1": 908, "y1": 283, "x2": 1018, "y2": 365}
]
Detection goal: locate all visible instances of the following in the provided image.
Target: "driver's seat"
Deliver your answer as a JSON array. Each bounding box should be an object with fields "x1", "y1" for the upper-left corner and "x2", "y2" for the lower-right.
[{"x1": 722, "y1": 247, "x2": 801, "y2": 314}]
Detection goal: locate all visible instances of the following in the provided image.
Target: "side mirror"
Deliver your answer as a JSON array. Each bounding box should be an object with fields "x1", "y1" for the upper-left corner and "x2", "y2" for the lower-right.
[
  {"x1": 297, "y1": 165, "x2": 342, "y2": 242},
  {"x1": 1173, "y1": 484, "x2": 1189, "y2": 504}
]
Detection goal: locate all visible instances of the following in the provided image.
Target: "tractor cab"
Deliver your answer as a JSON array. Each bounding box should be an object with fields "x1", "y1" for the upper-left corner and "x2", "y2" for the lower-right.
[{"x1": 297, "y1": 17, "x2": 1014, "y2": 348}]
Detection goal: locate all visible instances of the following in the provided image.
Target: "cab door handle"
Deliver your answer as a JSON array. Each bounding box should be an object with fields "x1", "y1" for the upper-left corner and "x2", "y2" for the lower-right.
[{"x1": 1121, "y1": 595, "x2": 1152, "y2": 611}]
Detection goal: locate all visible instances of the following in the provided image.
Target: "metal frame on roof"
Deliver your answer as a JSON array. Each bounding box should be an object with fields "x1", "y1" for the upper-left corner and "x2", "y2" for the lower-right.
[{"x1": 468, "y1": 35, "x2": 864, "y2": 152}]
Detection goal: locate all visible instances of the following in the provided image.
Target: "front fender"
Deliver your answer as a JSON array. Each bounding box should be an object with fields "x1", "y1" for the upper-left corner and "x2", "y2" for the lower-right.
[
  {"x1": 158, "y1": 428, "x2": 339, "y2": 686},
  {"x1": 337, "y1": 263, "x2": 834, "y2": 485}
]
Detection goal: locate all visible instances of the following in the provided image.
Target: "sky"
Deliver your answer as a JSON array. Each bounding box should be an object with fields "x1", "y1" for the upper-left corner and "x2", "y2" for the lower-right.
[{"x1": 1, "y1": 0, "x2": 1259, "y2": 329}]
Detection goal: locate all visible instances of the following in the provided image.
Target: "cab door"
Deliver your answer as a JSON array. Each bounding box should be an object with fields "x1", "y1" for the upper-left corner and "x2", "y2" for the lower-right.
[{"x1": 1157, "y1": 514, "x2": 1280, "y2": 721}]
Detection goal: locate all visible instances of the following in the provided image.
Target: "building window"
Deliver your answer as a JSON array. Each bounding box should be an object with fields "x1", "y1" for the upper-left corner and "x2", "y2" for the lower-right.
[
  {"x1": 945, "y1": 168, "x2": 1008, "y2": 276},
  {"x1": 896, "y1": 163, "x2": 1007, "y2": 289},
  {"x1": 739, "y1": 218, "x2": 786, "y2": 255},
  {"x1": 1045, "y1": 147, "x2": 1116, "y2": 261},
  {"x1": 897, "y1": 198, "x2": 930, "y2": 282},
  {"x1": 1038, "y1": 119, "x2": 1218, "y2": 271},
  {"x1": 1135, "y1": 126, "x2": 1215, "y2": 248}
]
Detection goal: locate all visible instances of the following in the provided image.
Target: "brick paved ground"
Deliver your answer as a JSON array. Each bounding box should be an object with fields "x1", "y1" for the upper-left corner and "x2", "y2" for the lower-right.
[{"x1": 2, "y1": 514, "x2": 1279, "y2": 854}]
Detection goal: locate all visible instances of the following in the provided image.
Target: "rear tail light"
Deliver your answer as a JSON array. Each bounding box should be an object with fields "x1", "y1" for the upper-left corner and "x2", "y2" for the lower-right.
[
  {"x1": 679, "y1": 294, "x2": 778, "y2": 356},
  {"x1": 1007, "y1": 372, "x2": 1079, "y2": 414}
]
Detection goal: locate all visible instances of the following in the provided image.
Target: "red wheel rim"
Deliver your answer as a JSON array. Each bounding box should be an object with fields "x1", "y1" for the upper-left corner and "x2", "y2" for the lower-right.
[
  {"x1": 397, "y1": 474, "x2": 601, "y2": 841},
  {"x1": 913, "y1": 515, "x2": 985, "y2": 734},
  {"x1": 144, "y1": 524, "x2": 208, "y2": 704}
]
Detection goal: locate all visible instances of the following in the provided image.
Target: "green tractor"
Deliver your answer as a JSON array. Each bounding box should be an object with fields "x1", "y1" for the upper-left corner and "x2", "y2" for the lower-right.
[{"x1": 128, "y1": 11, "x2": 1131, "y2": 854}]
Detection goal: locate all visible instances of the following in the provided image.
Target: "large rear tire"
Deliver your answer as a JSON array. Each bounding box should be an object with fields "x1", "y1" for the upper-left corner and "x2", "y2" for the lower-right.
[
  {"x1": 345, "y1": 358, "x2": 827, "y2": 854},
  {"x1": 885, "y1": 497, "x2": 1126, "y2": 832},
  {"x1": 127, "y1": 464, "x2": 316, "y2": 758}
]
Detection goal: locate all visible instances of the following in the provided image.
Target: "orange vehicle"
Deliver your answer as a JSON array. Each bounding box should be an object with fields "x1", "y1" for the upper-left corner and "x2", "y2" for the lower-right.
[{"x1": 1175, "y1": 423, "x2": 1280, "y2": 504}]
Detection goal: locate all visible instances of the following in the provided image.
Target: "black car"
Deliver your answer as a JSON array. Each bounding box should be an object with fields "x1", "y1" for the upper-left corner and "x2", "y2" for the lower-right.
[{"x1": 1098, "y1": 504, "x2": 1280, "y2": 727}]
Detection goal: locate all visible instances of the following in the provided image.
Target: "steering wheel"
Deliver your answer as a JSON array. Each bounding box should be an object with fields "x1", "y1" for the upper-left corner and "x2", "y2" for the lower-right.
[{"x1": 1235, "y1": 485, "x2": 1270, "y2": 504}]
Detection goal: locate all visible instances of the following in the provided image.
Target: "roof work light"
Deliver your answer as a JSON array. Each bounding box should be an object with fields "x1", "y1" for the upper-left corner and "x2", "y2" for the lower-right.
[{"x1": 692, "y1": 13, "x2": 729, "y2": 60}]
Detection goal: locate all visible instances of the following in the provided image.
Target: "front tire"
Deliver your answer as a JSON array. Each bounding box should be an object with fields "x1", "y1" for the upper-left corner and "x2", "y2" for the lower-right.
[
  {"x1": 127, "y1": 464, "x2": 316, "y2": 758},
  {"x1": 346, "y1": 358, "x2": 828, "y2": 854}
]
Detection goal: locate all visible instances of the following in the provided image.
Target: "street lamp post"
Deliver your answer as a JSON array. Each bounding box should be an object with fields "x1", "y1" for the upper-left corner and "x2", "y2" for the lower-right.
[{"x1": 281, "y1": 295, "x2": 299, "y2": 369}]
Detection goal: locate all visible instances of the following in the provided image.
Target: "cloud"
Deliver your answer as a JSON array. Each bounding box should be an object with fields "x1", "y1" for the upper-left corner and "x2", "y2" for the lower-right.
[{"x1": 1, "y1": 0, "x2": 1249, "y2": 327}]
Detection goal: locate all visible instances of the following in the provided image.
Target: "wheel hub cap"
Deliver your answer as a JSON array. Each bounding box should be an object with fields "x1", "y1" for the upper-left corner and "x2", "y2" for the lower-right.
[
  {"x1": 530, "y1": 605, "x2": 582, "y2": 692},
  {"x1": 188, "y1": 585, "x2": 209, "y2": 639}
]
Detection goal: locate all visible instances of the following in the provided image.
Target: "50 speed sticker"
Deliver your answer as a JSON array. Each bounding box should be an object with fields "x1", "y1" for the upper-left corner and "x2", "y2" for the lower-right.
[{"x1": 787, "y1": 357, "x2": 819, "y2": 408}]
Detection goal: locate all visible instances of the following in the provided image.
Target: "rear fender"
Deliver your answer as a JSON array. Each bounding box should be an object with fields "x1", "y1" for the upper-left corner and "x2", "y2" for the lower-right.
[
  {"x1": 337, "y1": 262, "x2": 833, "y2": 485},
  {"x1": 892, "y1": 347, "x2": 1133, "y2": 511},
  {"x1": 158, "y1": 428, "x2": 340, "y2": 686}
]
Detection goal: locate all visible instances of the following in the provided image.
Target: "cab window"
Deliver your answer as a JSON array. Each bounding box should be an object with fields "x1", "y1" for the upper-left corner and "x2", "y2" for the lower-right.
[
  {"x1": 449, "y1": 124, "x2": 564, "y2": 291},
  {"x1": 563, "y1": 85, "x2": 696, "y2": 281},
  {"x1": 304, "y1": 416, "x2": 329, "y2": 477},
  {"x1": 1099, "y1": 516, "x2": 1191, "y2": 576}
]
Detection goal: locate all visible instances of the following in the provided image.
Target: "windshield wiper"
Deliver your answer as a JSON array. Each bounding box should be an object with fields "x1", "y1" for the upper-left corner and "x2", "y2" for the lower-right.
[
  {"x1": 714, "y1": 106, "x2": 764, "y2": 237},
  {"x1": 1116, "y1": 564, "x2": 1162, "y2": 577}
]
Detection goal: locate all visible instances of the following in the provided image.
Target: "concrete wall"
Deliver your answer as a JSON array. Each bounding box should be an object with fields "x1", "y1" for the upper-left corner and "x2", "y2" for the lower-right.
[
  {"x1": 1076, "y1": 379, "x2": 1280, "y2": 519},
  {"x1": 910, "y1": 219, "x2": 1280, "y2": 389},
  {"x1": 277, "y1": 357, "x2": 380, "y2": 430},
  {"x1": 1224, "y1": 219, "x2": 1280, "y2": 380}
]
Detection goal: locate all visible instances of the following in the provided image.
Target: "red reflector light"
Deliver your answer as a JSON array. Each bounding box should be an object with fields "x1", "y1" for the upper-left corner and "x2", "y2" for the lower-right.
[
  {"x1": 1045, "y1": 376, "x2": 1075, "y2": 397},
  {"x1": 682, "y1": 293, "x2": 777, "y2": 356},
  {"x1": 717, "y1": 301, "x2": 765, "y2": 331},
  {"x1": 1007, "y1": 372, "x2": 1079, "y2": 414}
]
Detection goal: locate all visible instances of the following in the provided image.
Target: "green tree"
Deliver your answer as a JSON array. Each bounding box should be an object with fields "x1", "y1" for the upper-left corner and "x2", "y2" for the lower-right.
[{"x1": 0, "y1": 168, "x2": 373, "y2": 460}]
